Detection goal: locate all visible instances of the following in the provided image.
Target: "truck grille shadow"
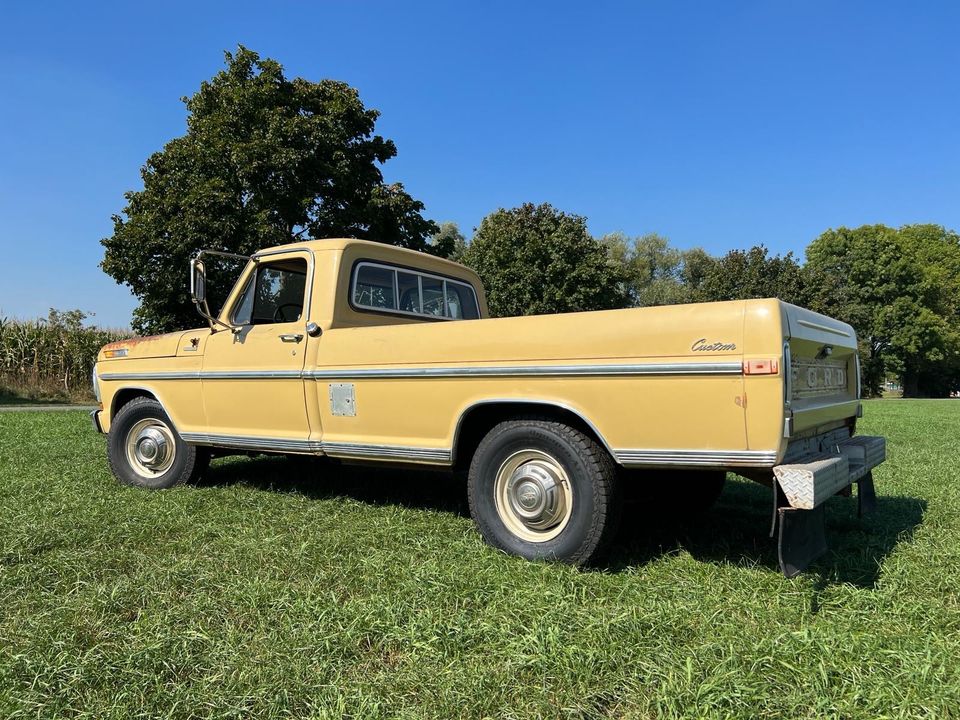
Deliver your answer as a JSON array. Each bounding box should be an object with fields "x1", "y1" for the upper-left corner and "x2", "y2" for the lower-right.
[{"x1": 607, "y1": 477, "x2": 926, "y2": 588}]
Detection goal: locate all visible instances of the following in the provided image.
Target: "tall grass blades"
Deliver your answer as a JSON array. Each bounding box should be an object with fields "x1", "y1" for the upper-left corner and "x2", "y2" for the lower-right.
[{"x1": 0, "y1": 310, "x2": 130, "y2": 402}]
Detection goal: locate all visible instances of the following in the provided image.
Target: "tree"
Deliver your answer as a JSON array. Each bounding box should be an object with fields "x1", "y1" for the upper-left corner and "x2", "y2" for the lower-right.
[
  {"x1": 462, "y1": 203, "x2": 627, "y2": 317},
  {"x1": 102, "y1": 46, "x2": 438, "y2": 333},
  {"x1": 600, "y1": 232, "x2": 700, "y2": 307},
  {"x1": 687, "y1": 245, "x2": 809, "y2": 306},
  {"x1": 806, "y1": 224, "x2": 960, "y2": 397},
  {"x1": 429, "y1": 221, "x2": 466, "y2": 261}
]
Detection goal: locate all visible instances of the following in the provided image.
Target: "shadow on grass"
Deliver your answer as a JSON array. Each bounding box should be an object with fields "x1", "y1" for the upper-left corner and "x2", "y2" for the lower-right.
[
  {"x1": 200, "y1": 454, "x2": 471, "y2": 516},
  {"x1": 199, "y1": 455, "x2": 925, "y2": 588},
  {"x1": 609, "y1": 478, "x2": 927, "y2": 588}
]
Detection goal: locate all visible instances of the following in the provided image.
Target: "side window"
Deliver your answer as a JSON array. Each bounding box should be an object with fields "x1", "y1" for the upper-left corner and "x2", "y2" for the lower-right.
[
  {"x1": 445, "y1": 281, "x2": 480, "y2": 320},
  {"x1": 351, "y1": 261, "x2": 480, "y2": 321},
  {"x1": 397, "y1": 272, "x2": 421, "y2": 313},
  {"x1": 353, "y1": 265, "x2": 397, "y2": 310},
  {"x1": 421, "y1": 276, "x2": 445, "y2": 317},
  {"x1": 233, "y1": 259, "x2": 307, "y2": 325}
]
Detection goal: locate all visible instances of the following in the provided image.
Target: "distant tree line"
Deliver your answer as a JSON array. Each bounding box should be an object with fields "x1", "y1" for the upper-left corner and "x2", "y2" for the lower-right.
[{"x1": 101, "y1": 47, "x2": 960, "y2": 398}]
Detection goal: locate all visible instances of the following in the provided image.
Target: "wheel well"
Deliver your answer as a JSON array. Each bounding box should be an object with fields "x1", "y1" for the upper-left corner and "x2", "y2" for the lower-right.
[
  {"x1": 111, "y1": 388, "x2": 158, "y2": 419},
  {"x1": 452, "y1": 402, "x2": 613, "y2": 472}
]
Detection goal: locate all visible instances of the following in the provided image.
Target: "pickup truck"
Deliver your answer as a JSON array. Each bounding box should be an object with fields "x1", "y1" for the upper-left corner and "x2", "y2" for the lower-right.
[{"x1": 92, "y1": 238, "x2": 886, "y2": 576}]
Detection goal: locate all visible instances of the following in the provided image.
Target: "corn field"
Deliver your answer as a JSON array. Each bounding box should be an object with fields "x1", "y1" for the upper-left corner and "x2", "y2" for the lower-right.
[{"x1": 0, "y1": 310, "x2": 130, "y2": 401}]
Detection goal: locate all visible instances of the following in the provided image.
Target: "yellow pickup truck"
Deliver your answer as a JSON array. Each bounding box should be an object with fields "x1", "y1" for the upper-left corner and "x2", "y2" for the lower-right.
[{"x1": 92, "y1": 238, "x2": 885, "y2": 576}]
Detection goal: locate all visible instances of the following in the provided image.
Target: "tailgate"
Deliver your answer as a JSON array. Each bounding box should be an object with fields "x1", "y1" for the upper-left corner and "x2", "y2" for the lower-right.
[{"x1": 782, "y1": 303, "x2": 860, "y2": 435}]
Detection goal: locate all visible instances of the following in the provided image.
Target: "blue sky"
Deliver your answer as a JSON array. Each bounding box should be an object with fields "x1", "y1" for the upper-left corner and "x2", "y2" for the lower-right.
[{"x1": 1, "y1": 1, "x2": 958, "y2": 328}]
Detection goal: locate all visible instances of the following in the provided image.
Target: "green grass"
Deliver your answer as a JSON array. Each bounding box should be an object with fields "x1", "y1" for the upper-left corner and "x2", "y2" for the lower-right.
[{"x1": 0, "y1": 400, "x2": 957, "y2": 719}]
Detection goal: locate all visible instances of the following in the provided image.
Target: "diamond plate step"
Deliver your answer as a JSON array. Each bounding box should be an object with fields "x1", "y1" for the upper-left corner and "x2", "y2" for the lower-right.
[{"x1": 773, "y1": 435, "x2": 885, "y2": 509}]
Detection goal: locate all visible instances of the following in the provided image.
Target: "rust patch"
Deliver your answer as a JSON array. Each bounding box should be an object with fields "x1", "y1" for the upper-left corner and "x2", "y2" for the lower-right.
[{"x1": 103, "y1": 334, "x2": 167, "y2": 351}]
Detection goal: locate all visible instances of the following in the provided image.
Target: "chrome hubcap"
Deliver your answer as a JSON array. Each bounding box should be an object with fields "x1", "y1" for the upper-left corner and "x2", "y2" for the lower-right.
[
  {"x1": 494, "y1": 450, "x2": 573, "y2": 542},
  {"x1": 125, "y1": 419, "x2": 176, "y2": 478}
]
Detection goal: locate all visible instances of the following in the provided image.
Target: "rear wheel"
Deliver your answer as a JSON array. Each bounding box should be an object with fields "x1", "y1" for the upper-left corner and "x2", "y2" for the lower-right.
[
  {"x1": 467, "y1": 418, "x2": 620, "y2": 565},
  {"x1": 107, "y1": 397, "x2": 208, "y2": 489}
]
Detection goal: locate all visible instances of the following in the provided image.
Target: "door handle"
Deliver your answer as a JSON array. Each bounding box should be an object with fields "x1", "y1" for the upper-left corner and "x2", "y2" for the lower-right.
[{"x1": 279, "y1": 333, "x2": 304, "y2": 343}]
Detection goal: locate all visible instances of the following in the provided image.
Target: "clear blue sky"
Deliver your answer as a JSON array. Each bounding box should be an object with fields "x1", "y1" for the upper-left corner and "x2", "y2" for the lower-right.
[{"x1": 1, "y1": 1, "x2": 958, "y2": 328}]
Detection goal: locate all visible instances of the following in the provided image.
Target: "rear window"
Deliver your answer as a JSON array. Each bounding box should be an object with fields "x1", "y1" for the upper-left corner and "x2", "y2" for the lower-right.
[{"x1": 352, "y1": 262, "x2": 480, "y2": 320}]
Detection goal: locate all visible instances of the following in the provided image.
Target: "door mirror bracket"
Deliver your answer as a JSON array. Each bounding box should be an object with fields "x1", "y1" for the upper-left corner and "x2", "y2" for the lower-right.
[{"x1": 188, "y1": 250, "x2": 251, "y2": 333}]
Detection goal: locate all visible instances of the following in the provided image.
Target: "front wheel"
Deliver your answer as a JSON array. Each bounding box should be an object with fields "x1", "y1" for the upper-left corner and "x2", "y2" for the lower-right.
[
  {"x1": 107, "y1": 397, "x2": 208, "y2": 489},
  {"x1": 467, "y1": 418, "x2": 621, "y2": 565}
]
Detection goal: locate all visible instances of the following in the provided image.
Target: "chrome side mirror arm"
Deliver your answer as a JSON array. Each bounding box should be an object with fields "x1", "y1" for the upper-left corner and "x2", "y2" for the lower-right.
[{"x1": 189, "y1": 250, "x2": 251, "y2": 333}]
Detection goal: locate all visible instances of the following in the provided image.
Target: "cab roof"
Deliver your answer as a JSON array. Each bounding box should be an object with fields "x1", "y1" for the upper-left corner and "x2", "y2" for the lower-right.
[
  {"x1": 256, "y1": 237, "x2": 444, "y2": 259},
  {"x1": 253, "y1": 237, "x2": 479, "y2": 284}
]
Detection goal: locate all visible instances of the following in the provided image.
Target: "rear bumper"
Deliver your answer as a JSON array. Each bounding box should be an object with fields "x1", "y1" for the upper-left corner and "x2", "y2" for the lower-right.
[
  {"x1": 90, "y1": 409, "x2": 105, "y2": 434},
  {"x1": 773, "y1": 435, "x2": 885, "y2": 509}
]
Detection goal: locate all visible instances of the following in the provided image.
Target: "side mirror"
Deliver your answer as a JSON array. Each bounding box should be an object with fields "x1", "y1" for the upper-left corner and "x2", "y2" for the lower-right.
[{"x1": 190, "y1": 259, "x2": 206, "y2": 305}]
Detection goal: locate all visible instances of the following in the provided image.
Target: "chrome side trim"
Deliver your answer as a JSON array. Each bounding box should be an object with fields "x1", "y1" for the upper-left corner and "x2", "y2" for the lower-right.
[
  {"x1": 179, "y1": 432, "x2": 451, "y2": 463},
  {"x1": 322, "y1": 442, "x2": 451, "y2": 462},
  {"x1": 100, "y1": 370, "x2": 301, "y2": 381},
  {"x1": 615, "y1": 449, "x2": 778, "y2": 468},
  {"x1": 179, "y1": 431, "x2": 775, "y2": 469},
  {"x1": 102, "y1": 371, "x2": 199, "y2": 381},
  {"x1": 180, "y1": 432, "x2": 322, "y2": 454},
  {"x1": 101, "y1": 362, "x2": 744, "y2": 383},
  {"x1": 305, "y1": 362, "x2": 743, "y2": 380},
  {"x1": 202, "y1": 370, "x2": 303, "y2": 379}
]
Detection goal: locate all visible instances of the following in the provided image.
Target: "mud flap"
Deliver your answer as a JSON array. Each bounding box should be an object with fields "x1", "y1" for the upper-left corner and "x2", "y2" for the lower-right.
[
  {"x1": 770, "y1": 481, "x2": 827, "y2": 578},
  {"x1": 776, "y1": 505, "x2": 827, "y2": 578},
  {"x1": 857, "y1": 471, "x2": 877, "y2": 517}
]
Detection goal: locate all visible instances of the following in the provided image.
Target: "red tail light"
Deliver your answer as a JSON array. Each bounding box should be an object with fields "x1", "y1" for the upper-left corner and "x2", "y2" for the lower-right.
[{"x1": 743, "y1": 359, "x2": 779, "y2": 375}]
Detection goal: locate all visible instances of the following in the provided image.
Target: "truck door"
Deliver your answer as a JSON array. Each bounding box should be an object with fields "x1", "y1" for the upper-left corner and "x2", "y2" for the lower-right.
[{"x1": 200, "y1": 250, "x2": 313, "y2": 448}]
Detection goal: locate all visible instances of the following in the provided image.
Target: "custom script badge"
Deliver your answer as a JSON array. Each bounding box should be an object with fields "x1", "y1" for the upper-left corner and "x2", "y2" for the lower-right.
[{"x1": 691, "y1": 338, "x2": 737, "y2": 352}]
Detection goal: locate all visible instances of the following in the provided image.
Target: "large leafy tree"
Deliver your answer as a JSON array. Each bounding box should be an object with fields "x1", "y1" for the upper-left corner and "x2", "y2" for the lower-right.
[
  {"x1": 806, "y1": 224, "x2": 960, "y2": 397},
  {"x1": 462, "y1": 203, "x2": 627, "y2": 317},
  {"x1": 687, "y1": 245, "x2": 810, "y2": 306},
  {"x1": 601, "y1": 232, "x2": 701, "y2": 307},
  {"x1": 429, "y1": 221, "x2": 466, "y2": 262},
  {"x1": 102, "y1": 46, "x2": 438, "y2": 333}
]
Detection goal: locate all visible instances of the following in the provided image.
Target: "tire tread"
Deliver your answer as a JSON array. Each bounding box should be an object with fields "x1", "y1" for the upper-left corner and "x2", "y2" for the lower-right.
[
  {"x1": 467, "y1": 416, "x2": 621, "y2": 566},
  {"x1": 107, "y1": 397, "x2": 206, "y2": 489}
]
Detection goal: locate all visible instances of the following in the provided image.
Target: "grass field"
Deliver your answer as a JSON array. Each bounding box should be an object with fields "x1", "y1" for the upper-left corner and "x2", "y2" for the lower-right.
[{"x1": 0, "y1": 400, "x2": 957, "y2": 719}]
